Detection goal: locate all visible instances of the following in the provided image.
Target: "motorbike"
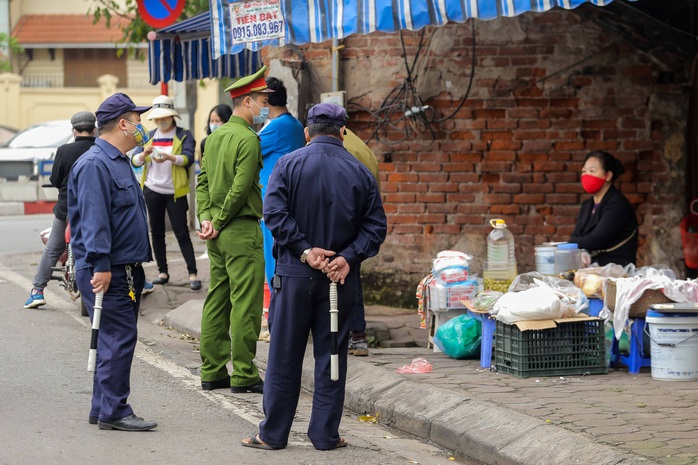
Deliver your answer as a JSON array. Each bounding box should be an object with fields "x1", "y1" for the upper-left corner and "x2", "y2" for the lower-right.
[{"x1": 40, "y1": 184, "x2": 87, "y2": 316}]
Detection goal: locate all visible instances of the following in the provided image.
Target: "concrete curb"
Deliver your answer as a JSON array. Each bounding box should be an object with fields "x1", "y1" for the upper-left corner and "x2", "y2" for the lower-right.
[
  {"x1": 162, "y1": 301, "x2": 657, "y2": 465},
  {"x1": 0, "y1": 202, "x2": 24, "y2": 216}
]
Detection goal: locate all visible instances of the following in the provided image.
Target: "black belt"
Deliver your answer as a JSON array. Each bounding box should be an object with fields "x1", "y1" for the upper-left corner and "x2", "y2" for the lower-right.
[
  {"x1": 124, "y1": 262, "x2": 142, "y2": 268},
  {"x1": 237, "y1": 216, "x2": 260, "y2": 222}
]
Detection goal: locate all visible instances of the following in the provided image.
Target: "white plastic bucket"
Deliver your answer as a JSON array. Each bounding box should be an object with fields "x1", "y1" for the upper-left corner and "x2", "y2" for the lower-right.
[
  {"x1": 645, "y1": 310, "x2": 698, "y2": 381},
  {"x1": 534, "y1": 245, "x2": 557, "y2": 275}
]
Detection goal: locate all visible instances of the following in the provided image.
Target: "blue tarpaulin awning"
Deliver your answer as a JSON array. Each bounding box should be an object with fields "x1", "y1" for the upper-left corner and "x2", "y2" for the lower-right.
[
  {"x1": 148, "y1": 12, "x2": 262, "y2": 84},
  {"x1": 209, "y1": 0, "x2": 623, "y2": 59}
]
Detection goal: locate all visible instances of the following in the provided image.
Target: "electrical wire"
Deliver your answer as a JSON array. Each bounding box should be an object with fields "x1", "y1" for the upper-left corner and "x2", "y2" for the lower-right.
[{"x1": 347, "y1": 21, "x2": 476, "y2": 145}]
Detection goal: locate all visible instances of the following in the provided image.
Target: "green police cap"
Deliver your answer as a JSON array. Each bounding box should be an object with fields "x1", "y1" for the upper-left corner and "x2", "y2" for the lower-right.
[{"x1": 224, "y1": 65, "x2": 275, "y2": 99}]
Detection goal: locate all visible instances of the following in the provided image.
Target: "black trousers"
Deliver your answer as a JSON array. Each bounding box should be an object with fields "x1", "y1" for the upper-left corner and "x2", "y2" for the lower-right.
[{"x1": 144, "y1": 187, "x2": 197, "y2": 276}]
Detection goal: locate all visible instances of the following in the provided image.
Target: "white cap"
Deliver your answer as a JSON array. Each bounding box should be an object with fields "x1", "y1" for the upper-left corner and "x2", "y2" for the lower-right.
[{"x1": 147, "y1": 95, "x2": 179, "y2": 120}]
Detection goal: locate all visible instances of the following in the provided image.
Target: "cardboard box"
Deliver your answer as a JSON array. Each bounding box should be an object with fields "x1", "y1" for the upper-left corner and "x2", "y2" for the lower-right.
[{"x1": 510, "y1": 315, "x2": 601, "y2": 331}]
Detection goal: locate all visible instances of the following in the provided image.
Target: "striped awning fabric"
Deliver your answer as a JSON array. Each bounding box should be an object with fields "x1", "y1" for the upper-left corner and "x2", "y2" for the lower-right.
[
  {"x1": 148, "y1": 12, "x2": 262, "y2": 84},
  {"x1": 209, "y1": 0, "x2": 622, "y2": 59}
]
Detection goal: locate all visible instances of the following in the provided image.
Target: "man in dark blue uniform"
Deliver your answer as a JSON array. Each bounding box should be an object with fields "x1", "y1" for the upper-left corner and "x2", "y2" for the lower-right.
[
  {"x1": 241, "y1": 103, "x2": 387, "y2": 450},
  {"x1": 68, "y1": 93, "x2": 157, "y2": 431}
]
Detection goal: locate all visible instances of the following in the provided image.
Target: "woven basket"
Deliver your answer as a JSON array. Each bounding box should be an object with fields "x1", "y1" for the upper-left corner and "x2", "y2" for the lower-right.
[{"x1": 606, "y1": 280, "x2": 674, "y2": 318}]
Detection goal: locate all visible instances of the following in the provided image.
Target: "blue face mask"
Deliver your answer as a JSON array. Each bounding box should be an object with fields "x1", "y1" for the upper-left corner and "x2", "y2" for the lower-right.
[
  {"x1": 124, "y1": 120, "x2": 150, "y2": 146},
  {"x1": 209, "y1": 123, "x2": 221, "y2": 133},
  {"x1": 249, "y1": 99, "x2": 269, "y2": 125}
]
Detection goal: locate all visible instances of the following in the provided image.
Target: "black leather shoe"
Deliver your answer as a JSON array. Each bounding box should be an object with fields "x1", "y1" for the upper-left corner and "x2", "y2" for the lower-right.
[
  {"x1": 152, "y1": 274, "x2": 169, "y2": 285},
  {"x1": 89, "y1": 416, "x2": 98, "y2": 425},
  {"x1": 190, "y1": 280, "x2": 202, "y2": 291},
  {"x1": 201, "y1": 377, "x2": 229, "y2": 391},
  {"x1": 231, "y1": 379, "x2": 264, "y2": 394},
  {"x1": 98, "y1": 413, "x2": 157, "y2": 431}
]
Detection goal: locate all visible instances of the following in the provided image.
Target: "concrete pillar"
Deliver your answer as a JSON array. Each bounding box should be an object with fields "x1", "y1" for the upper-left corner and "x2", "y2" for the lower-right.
[
  {"x1": 0, "y1": 72, "x2": 22, "y2": 128},
  {"x1": 97, "y1": 74, "x2": 119, "y2": 99}
]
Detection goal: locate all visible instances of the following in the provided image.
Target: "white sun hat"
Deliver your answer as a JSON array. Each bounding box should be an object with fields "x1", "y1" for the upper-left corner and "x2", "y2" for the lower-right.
[{"x1": 147, "y1": 95, "x2": 180, "y2": 120}]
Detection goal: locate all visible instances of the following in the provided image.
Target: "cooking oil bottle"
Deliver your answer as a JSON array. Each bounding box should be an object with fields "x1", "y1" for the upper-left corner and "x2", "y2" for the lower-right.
[{"x1": 483, "y1": 219, "x2": 517, "y2": 293}]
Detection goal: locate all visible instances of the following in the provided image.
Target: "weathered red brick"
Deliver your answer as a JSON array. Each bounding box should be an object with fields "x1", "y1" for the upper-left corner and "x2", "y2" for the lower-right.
[
  {"x1": 453, "y1": 214, "x2": 487, "y2": 225},
  {"x1": 418, "y1": 173, "x2": 449, "y2": 183},
  {"x1": 520, "y1": 119, "x2": 551, "y2": 130},
  {"x1": 513, "y1": 130, "x2": 546, "y2": 140},
  {"x1": 554, "y1": 140, "x2": 584, "y2": 151},
  {"x1": 585, "y1": 140, "x2": 618, "y2": 151},
  {"x1": 514, "y1": 193, "x2": 545, "y2": 204},
  {"x1": 388, "y1": 172, "x2": 418, "y2": 182},
  {"x1": 397, "y1": 203, "x2": 425, "y2": 213},
  {"x1": 481, "y1": 161, "x2": 513, "y2": 173},
  {"x1": 481, "y1": 130, "x2": 513, "y2": 141},
  {"x1": 487, "y1": 151, "x2": 517, "y2": 161},
  {"x1": 527, "y1": 183, "x2": 554, "y2": 194},
  {"x1": 457, "y1": 203, "x2": 488, "y2": 214},
  {"x1": 416, "y1": 193, "x2": 446, "y2": 203},
  {"x1": 432, "y1": 224, "x2": 462, "y2": 234},
  {"x1": 483, "y1": 193, "x2": 512, "y2": 204},
  {"x1": 491, "y1": 204, "x2": 521, "y2": 214},
  {"x1": 492, "y1": 183, "x2": 522, "y2": 194},
  {"x1": 384, "y1": 193, "x2": 416, "y2": 203},
  {"x1": 546, "y1": 193, "x2": 579, "y2": 204},
  {"x1": 399, "y1": 183, "x2": 429, "y2": 193},
  {"x1": 450, "y1": 173, "x2": 480, "y2": 183}
]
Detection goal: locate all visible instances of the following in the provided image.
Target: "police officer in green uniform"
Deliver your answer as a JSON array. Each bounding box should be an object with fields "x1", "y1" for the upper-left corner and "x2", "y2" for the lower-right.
[{"x1": 196, "y1": 66, "x2": 273, "y2": 394}]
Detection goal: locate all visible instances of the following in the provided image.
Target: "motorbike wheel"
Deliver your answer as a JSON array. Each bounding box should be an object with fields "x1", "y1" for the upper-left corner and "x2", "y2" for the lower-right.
[{"x1": 81, "y1": 299, "x2": 88, "y2": 317}]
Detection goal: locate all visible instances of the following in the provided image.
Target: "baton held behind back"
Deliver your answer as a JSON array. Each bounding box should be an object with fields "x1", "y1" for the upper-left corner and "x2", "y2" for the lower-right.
[
  {"x1": 329, "y1": 282, "x2": 339, "y2": 381},
  {"x1": 87, "y1": 292, "x2": 104, "y2": 372}
]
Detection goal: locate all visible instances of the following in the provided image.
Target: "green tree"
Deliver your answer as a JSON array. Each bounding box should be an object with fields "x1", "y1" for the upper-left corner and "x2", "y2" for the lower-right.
[
  {"x1": 90, "y1": 0, "x2": 209, "y2": 57},
  {"x1": 0, "y1": 33, "x2": 23, "y2": 72}
]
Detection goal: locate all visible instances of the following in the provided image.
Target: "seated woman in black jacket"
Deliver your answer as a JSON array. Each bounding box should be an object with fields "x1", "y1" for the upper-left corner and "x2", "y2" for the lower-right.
[{"x1": 570, "y1": 151, "x2": 638, "y2": 266}]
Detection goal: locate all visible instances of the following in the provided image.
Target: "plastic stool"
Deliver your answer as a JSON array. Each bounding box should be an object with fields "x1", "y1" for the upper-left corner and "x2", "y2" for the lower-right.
[
  {"x1": 467, "y1": 310, "x2": 496, "y2": 368},
  {"x1": 611, "y1": 317, "x2": 651, "y2": 374}
]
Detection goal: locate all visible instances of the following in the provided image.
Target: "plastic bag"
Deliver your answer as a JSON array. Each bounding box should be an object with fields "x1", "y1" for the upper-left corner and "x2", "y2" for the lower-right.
[
  {"x1": 508, "y1": 272, "x2": 588, "y2": 317},
  {"x1": 433, "y1": 314, "x2": 482, "y2": 359},
  {"x1": 494, "y1": 286, "x2": 563, "y2": 324},
  {"x1": 432, "y1": 251, "x2": 472, "y2": 286},
  {"x1": 396, "y1": 357, "x2": 433, "y2": 374},
  {"x1": 471, "y1": 290, "x2": 503, "y2": 313},
  {"x1": 573, "y1": 264, "x2": 628, "y2": 298}
]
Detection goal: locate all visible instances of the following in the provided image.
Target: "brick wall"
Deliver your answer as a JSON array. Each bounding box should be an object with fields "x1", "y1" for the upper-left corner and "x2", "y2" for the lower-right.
[{"x1": 275, "y1": 6, "x2": 693, "y2": 307}]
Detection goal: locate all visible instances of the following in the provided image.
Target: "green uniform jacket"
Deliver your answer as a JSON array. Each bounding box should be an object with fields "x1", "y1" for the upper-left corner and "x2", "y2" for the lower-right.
[{"x1": 196, "y1": 115, "x2": 263, "y2": 232}]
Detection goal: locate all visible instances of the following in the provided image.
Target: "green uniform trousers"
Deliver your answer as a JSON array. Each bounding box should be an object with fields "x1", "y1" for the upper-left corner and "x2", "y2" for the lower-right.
[{"x1": 199, "y1": 218, "x2": 264, "y2": 387}]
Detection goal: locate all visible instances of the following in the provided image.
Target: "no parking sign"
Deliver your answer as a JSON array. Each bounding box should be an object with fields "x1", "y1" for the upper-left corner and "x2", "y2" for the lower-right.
[{"x1": 137, "y1": 0, "x2": 186, "y2": 28}]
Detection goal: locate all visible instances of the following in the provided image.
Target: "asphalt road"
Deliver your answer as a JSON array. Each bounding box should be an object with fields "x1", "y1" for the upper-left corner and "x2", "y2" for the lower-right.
[{"x1": 0, "y1": 214, "x2": 477, "y2": 465}]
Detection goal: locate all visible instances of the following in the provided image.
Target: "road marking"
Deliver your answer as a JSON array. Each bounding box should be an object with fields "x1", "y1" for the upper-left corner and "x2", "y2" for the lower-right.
[
  {"x1": 1, "y1": 264, "x2": 305, "y2": 446},
  {"x1": 1, "y1": 266, "x2": 85, "y2": 326}
]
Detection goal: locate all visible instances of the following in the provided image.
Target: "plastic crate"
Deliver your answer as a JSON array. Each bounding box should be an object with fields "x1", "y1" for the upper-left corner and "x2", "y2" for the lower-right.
[{"x1": 495, "y1": 319, "x2": 608, "y2": 378}]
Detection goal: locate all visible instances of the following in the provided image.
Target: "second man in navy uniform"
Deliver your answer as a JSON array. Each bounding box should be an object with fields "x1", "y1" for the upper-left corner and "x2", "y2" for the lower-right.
[{"x1": 241, "y1": 103, "x2": 387, "y2": 450}]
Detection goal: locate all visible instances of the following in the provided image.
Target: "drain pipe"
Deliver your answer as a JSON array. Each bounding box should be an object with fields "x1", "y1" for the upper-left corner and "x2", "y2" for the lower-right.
[{"x1": 331, "y1": 38, "x2": 342, "y2": 93}]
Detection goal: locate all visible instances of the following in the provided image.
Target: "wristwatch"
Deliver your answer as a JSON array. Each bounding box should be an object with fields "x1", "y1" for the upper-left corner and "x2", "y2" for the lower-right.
[{"x1": 300, "y1": 248, "x2": 312, "y2": 263}]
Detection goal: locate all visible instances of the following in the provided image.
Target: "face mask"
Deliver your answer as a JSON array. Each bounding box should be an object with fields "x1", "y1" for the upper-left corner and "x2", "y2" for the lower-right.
[
  {"x1": 581, "y1": 174, "x2": 607, "y2": 194},
  {"x1": 124, "y1": 120, "x2": 149, "y2": 146},
  {"x1": 209, "y1": 123, "x2": 221, "y2": 133},
  {"x1": 249, "y1": 98, "x2": 269, "y2": 125},
  {"x1": 156, "y1": 119, "x2": 174, "y2": 132}
]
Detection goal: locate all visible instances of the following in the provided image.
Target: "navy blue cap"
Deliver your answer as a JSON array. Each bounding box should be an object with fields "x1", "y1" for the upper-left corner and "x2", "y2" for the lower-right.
[
  {"x1": 96, "y1": 93, "x2": 152, "y2": 127},
  {"x1": 307, "y1": 103, "x2": 348, "y2": 127}
]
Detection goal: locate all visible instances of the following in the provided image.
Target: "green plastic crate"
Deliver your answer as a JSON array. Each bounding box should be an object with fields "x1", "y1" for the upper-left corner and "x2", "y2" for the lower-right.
[{"x1": 495, "y1": 319, "x2": 608, "y2": 378}]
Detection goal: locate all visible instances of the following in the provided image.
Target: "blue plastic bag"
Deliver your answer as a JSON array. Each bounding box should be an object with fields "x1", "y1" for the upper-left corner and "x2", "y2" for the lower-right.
[{"x1": 434, "y1": 314, "x2": 482, "y2": 359}]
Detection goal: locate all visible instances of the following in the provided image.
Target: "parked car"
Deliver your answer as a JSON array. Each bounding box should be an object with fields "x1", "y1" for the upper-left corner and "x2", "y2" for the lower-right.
[
  {"x1": 0, "y1": 125, "x2": 18, "y2": 146},
  {"x1": 0, "y1": 120, "x2": 73, "y2": 180}
]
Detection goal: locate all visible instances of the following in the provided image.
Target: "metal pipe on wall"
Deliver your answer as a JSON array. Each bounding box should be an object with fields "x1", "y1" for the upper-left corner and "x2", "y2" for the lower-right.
[{"x1": 331, "y1": 38, "x2": 340, "y2": 93}]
